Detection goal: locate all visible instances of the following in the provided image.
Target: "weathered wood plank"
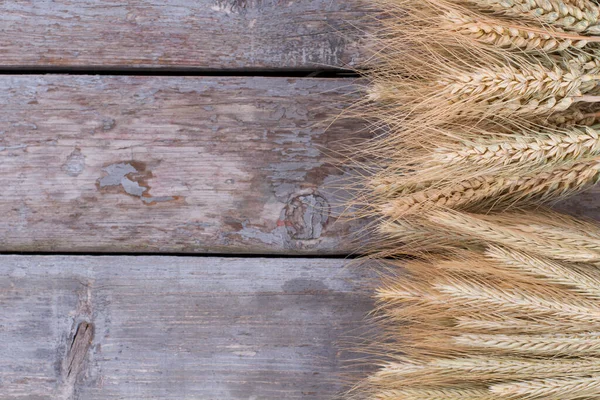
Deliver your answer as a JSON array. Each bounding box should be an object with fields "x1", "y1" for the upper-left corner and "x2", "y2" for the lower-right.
[
  {"x1": 0, "y1": 75, "x2": 367, "y2": 254},
  {"x1": 555, "y1": 186, "x2": 600, "y2": 221},
  {"x1": 0, "y1": 0, "x2": 366, "y2": 70},
  {"x1": 0, "y1": 256, "x2": 373, "y2": 399}
]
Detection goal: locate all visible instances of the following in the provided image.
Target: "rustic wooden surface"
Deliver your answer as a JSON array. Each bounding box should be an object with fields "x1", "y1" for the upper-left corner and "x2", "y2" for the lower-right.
[
  {"x1": 555, "y1": 186, "x2": 600, "y2": 222},
  {"x1": 0, "y1": 0, "x2": 367, "y2": 70},
  {"x1": 0, "y1": 256, "x2": 374, "y2": 400},
  {"x1": 0, "y1": 75, "x2": 368, "y2": 254}
]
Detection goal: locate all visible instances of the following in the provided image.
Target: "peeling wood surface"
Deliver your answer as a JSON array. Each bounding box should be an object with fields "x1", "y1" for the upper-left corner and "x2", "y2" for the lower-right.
[
  {"x1": 0, "y1": 0, "x2": 366, "y2": 70},
  {"x1": 0, "y1": 75, "x2": 367, "y2": 254},
  {"x1": 0, "y1": 256, "x2": 374, "y2": 399}
]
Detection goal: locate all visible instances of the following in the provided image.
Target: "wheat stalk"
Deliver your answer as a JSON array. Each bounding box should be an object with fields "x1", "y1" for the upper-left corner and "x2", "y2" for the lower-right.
[
  {"x1": 486, "y1": 245, "x2": 600, "y2": 298},
  {"x1": 427, "y1": 210, "x2": 600, "y2": 262},
  {"x1": 373, "y1": 388, "x2": 496, "y2": 399},
  {"x1": 454, "y1": 332, "x2": 600, "y2": 356},
  {"x1": 444, "y1": 10, "x2": 589, "y2": 51},
  {"x1": 462, "y1": 0, "x2": 600, "y2": 33},
  {"x1": 491, "y1": 374, "x2": 600, "y2": 399}
]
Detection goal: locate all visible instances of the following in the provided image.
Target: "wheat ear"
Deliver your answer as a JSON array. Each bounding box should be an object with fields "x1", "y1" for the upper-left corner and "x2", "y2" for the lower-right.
[
  {"x1": 444, "y1": 10, "x2": 589, "y2": 51},
  {"x1": 463, "y1": 0, "x2": 600, "y2": 33},
  {"x1": 491, "y1": 374, "x2": 600, "y2": 399},
  {"x1": 373, "y1": 388, "x2": 495, "y2": 400},
  {"x1": 381, "y1": 159, "x2": 600, "y2": 217},
  {"x1": 486, "y1": 245, "x2": 600, "y2": 298},
  {"x1": 440, "y1": 62, "x2": 600, "y2": 114},
  {"x1": 454, "y1": 332, "x2": 600, "y2": 356},
  {"x1": 427, "y1": 210, "x2": 600, "y2": 262},
  {"x1": 435, "y1": 278, "x2": 600, "y2": 324},
  {"x1": 374, "y1": 358, "x2": 600, "y2": 382},
  {"x1": 433, "y1": 126, "x2": 600, "y2": 167},
  {"x1": 455, "y1": 315, "x2": 598, "y2": 333}
]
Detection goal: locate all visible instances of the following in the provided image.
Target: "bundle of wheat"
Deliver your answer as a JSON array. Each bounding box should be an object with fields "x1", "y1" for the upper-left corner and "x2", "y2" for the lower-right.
[
  {"x1": 348, "y1": 0, "x2": 600, "y2": 398},
  {"x1": 357, "y1": 0, "x2": 600, "y2": 218},
  {"x1": 353, "y1": 209, "x2": 600, "y2": 399}
]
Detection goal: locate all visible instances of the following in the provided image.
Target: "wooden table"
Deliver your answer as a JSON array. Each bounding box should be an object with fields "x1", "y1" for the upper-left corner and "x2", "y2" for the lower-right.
[{"x1": 1, "y1": 2, "x2": 597, "y2": 399}]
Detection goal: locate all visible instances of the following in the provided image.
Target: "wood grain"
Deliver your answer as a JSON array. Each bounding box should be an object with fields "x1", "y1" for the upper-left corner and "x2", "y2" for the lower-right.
[
  {"x1": 555, "y1": 186, "x2": 600, "y2": 222},
  {"x1": 0, "y1": 0, "x2": 366, "y2": 70},
  {"x1": 0, "y1": 255, "x2": 374, "y2": 400},
  {"x1": 0, "y1": 75, "x2": 368, "y2": 254}
]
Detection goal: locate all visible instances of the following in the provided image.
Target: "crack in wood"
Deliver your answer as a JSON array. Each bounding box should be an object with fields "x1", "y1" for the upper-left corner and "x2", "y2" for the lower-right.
[{"x1": 60, "y1": 321, "x2": 94, "y2": 398}]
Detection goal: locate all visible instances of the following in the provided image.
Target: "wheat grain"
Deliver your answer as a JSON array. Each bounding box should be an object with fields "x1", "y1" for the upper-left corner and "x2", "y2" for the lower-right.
[
  {"x1": 486, "y1": 245, "x2": 600, "y2": 298},
  {"x1": 454, "y1": 332, "x2": 600, "y2": 356},
  {"x1": 463, "y1": 0, "x2": 600, "y2": 33},
  {"x1": 491, "y1": 374, "x2": 600, "y2": 399}
]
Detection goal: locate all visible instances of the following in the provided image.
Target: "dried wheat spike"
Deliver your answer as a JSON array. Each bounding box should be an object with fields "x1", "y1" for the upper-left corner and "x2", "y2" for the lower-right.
[
  {"x1": 486, "y1": 245, "x2": 600, "y2": 298},
  {"x1": 491, "y1": 374, "x2": 600, "y2": 399},
  {"x1": 463, "y1": 0, "x2": 600, "y2": 33},
  {"x1": 381, "y1": 159, "x2": 600, "y2": 218},
  {"x1": 374, "y1": 357, "x2": 600, "y2": 384},
  {"x1": 379, "y1": 176, "x2": 500, "y2": 217},
  {"x1": 434, "y1": 126, "x2": 600, "y2": 167},
  {"x1": 428, "y1": 211, "x2": 600, "y2": 262},
  {"x1": 441, "y1": 62, "x2": 598, "y2": 114},
  {"x1": 445, "y1": 10, "x2": 589, "y2": 51},
  {"x1": 373, "y1": 388, "x2": 495, "y2": 400},
  {"x1": 435, "y1": 278, "x2": 600, "y2": 324},
  {"x1": 454, "y1": 332, "x2": 600, "y2": 356},
  {"x1": 455, "y1": 314, "x2": 600, "y2": 333}
]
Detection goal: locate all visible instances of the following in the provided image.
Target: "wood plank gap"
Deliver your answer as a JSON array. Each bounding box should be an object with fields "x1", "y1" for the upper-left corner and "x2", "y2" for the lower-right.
[
  {"x1": 0, "y1": 251, "x2": 362, "y2": 259},
  {"x1": 0, "y1": 68, "x2": 361, "y2": 79}
]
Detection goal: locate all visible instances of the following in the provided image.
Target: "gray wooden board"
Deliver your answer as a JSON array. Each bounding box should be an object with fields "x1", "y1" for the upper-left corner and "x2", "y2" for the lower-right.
[
  {"x1": 0, "y1": 0, "x2": 367, "y2": 70},
  {"x1": 0, "y1": 256, "x2": 374, "y2": 400},
  {"x1": 0, "y1": 75, "x2": 369, "y2": 254},
  {"x1": 556, "y1": 186, "x2": 600, "y2": 222}
]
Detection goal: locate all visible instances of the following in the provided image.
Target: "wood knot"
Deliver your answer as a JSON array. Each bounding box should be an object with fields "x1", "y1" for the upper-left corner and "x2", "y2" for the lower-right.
[{"x1": 284, "y1": 193, "x2": 330, "y2": 240}]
